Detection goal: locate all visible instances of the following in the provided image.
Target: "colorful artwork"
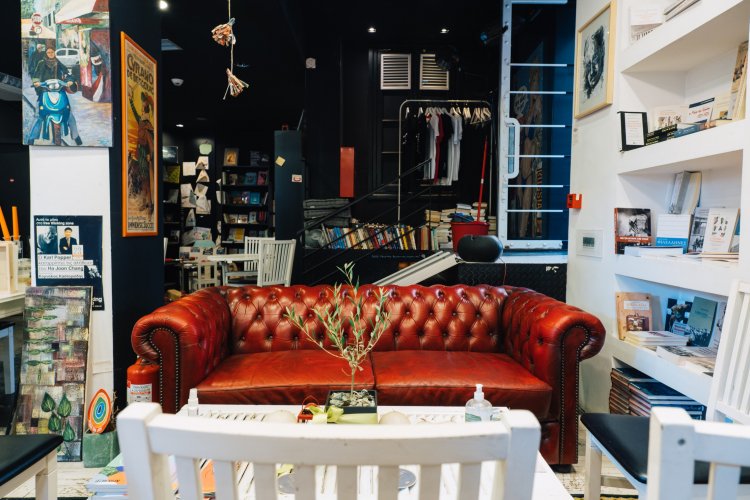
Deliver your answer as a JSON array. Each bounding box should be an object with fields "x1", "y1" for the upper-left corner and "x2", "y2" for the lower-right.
[
  {"x1": 20, "y1": 0, "x2": 112, "y2": 147},
  {"x1": 121, "y1": 32, "x2": 158, "y2": 236},
  {"x1": 12, "y1": 286, "x2": 93, "y2": 462}
]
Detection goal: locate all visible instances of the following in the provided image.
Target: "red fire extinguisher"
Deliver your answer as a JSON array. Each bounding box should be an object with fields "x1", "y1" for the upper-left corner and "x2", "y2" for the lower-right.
[{"x1": 126, "y1": 358, "x2": 159, "y2": 404}]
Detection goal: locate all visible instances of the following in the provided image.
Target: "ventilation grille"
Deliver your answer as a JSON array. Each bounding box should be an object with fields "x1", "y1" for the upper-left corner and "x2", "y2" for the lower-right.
[
  {"x1": 420, "y1": 54, "x2": 450, "y2": 90},
  {"x1": 380, "y1": 53, "x2": 411, "y2": 90}
]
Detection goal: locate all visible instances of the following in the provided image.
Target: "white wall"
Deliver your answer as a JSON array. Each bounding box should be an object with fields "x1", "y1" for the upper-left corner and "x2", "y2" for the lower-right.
[
  {"x1": 29, "y1": 146, "x2": 113, "y2": 403},
  {"x1": 568, "y1": 0, "x2": 624, "y2": 412}
]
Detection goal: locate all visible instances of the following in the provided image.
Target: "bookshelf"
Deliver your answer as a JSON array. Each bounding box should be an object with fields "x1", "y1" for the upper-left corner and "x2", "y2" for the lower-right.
[
  {"x1": 219, "y1": 150, "x2": 274, "y2": 250},
  {"x1": 570, "y1": 0, "x2": 750, "y2": 412}
]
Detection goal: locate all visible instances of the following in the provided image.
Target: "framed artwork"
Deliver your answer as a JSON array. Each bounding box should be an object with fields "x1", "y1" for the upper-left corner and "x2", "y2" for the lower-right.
[
  {"x1": 224, "y1": 147, "x2": 239, "y2": 166},
  {"x1": 12, "y1": 286, "x2": 93, "y2": 461},
  {"x1": 20, "y1": 0, "x2": 113, "y2": 146},
  {"x1": 574, "y1": 1, "x2": 616, "y2": 119},
  {"x1": 121, "y1": 32, "x2": 158, "y2": 237}
]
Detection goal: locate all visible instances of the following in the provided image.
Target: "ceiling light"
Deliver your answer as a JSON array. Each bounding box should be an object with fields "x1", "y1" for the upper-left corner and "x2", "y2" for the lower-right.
[
  {"x1": 159, "y1": 1, "x2": 168, "y2": 10},
  {"x1": 368, "y1": 27, "x2": 376, "y2": 33},
  {"x1": 175, "y1": 123, "x2": 184, "y2": 128},
  {"x1": 440, "y1": 28, "x2": 449, "y2": 34}
]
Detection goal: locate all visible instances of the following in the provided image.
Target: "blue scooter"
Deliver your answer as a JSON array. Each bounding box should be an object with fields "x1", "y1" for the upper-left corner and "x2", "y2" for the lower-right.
[{"x1": 33, "y1": 78, "x2": 73, "y2": 145}]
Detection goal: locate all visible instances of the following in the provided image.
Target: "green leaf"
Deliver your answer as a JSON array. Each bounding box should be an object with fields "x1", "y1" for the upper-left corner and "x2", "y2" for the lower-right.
[
  {"x1": 58, "y1": 394, "x2": 72, "y2": 417},
  {"x1": 63, "y1": 422, "x2": 76, "y2": 442},
  {"x1": 41, "y1": 392, "x2": 56, "y2": 412},
  {"x1": 48, "y1": 413, "x2": 61, "y2": 432}
]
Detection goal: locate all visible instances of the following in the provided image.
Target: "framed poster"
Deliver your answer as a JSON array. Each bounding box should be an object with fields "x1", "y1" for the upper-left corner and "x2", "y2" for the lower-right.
[
  {"x1": 224, "y1": 147, "x2": 239, "y2": 166},
  {"x1": 34, "y1": 215, "x2": 105, "y2": 310},
  {"x1": 20, "y1": 0, "x2": 113, "y2": 146},
  {"x1": 121, "y1": 32, "x2": 158, "y2": 237},
  {"x1": 574, "y1": 2, "x2": 616, "y2": 119}
]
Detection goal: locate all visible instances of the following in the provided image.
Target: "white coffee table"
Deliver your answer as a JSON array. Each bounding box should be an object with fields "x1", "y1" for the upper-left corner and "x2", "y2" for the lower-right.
[{"x1": 177, "y1": 404, "x2": 572, "y2": 499}]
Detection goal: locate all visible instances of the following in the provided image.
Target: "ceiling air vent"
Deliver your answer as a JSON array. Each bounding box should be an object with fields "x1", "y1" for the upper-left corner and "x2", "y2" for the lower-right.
[
  {"x1": 380, "y1": 53, "x2": 411, "y2": 90},
  {"x1": 419, "y1": 53, "x2": 449, "y2": 91}
]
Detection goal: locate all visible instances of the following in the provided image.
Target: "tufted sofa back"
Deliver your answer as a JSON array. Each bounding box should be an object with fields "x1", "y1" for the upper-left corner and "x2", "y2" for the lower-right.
[{"x1": 223, "y1": 284, "x2": 509, "y2": 355}]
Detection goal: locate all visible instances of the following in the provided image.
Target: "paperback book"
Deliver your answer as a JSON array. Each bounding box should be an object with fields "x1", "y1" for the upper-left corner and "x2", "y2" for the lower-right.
[
  {"x1": 614, "y1": 208, "x2": 652, "y2": 254},
  {"x1": 615, "y1": 292, "x2": 653, "y2": 340}
]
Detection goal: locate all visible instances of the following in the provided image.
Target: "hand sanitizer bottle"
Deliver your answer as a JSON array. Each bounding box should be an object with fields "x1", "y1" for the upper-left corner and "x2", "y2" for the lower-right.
[
  {"x1": 187, "y1": 388, "x2": 199, "y2": 416},
  {"x1": 465, "y1": 383, "x2": 492, "y2": 422}
]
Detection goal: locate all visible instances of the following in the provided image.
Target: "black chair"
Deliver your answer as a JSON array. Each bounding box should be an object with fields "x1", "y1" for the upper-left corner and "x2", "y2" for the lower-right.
[{"x1": 0, "y1": 434, "x2": 62, "y2": 500}]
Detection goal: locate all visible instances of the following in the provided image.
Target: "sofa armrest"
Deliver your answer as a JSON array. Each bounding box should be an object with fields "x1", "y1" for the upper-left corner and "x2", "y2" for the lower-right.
[
  {"x1": 131, "y1": 287, "x2": 232, "y2": 413},
  {"x1": 500, "y1": 286, "x2": 605, "y2": 463}
]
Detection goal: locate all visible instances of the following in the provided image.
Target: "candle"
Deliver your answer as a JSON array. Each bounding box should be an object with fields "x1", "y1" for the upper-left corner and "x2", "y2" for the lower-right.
[
  {"x1": 11, "y1": 206, "x2": 18, "y2": 241},
  {"x1": 0, "y1": 207, "x2": 10, "y2": 240}
]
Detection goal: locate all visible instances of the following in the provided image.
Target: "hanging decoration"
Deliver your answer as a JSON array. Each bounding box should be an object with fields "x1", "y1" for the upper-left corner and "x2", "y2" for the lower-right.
[{"x1": 211, "y1": 0, "x2": 248, "y2": 99}]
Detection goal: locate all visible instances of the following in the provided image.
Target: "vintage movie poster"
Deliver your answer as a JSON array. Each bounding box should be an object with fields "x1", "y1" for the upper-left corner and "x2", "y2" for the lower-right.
[
  {"x1": 34, "y1": 215, "x2": 104, "y2": 310},
  {"x1": 20, "y1": 0, "x2": 113, "y2": 147},
  {"x1": 121, "y1": 32, "x2": 158, "y2": 237}
]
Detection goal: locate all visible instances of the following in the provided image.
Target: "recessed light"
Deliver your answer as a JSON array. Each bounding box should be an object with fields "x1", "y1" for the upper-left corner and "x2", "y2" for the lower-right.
[
  {"x1": 368, "y1": 26, "x2": 376, "y2": 33},
  {"x1": 159, "y1": 1, "x2": 168, "y2": 10},
  {"x1": 175, "y1": 123, "x2": 184, "y2": 128},
  {"x1": 440, "y1": 28, "x2": 449, "y2": 34}
]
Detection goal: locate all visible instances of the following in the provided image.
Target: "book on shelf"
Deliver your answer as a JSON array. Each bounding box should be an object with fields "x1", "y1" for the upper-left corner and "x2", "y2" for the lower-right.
[
  {"x1": 629, "y1": 380, "x2": 695, "y2": 401},
  {"x1": 624, "y1": 330, "x2": 689, "y2": 347},
  {"x1": 614, "y1": 208, "x2": 652, "y2": 254},
  {"x1": 672, "y1": 122, "x2": 703, "y2": 138},
  {"x1": 656, "y1": 345, "x2": 717, "y2": 366},
  {"x1": 667, "y1": 171, "x2": 701, "y2": 215},
  {"x1": 665, "y1": 298, "x2": 692, "y2": 336},
  {"x1": 687, "y1": 207, "x2": 709, "y2": 253},
  {"x1": 664, "y1": 0, "x2": 700, "y2": 21},
  {"x1": 610, "y1": 367, "x2": 655, "y2": 415},
  {"x1": 257, "y1": 170, "x2": 269, "y2": 185},
  {"x1": 649, "y1": 106, "x2": 686, "y2": 132},
  {"x1": 629, "y1": 5, "x2": 663, "y2": 42},
  {"x1": 702, "y1": 207, "x2": 740, "y2": 253},
  {"x1": 245, "y1": 171, "x2": 257, "y2": 185},
  {"x1": 710, "y1": 301, "x2": 727, "y2": 350},
  {"x1": 615, "y1": 292, "x2": 653, "y2": 340},
  {"x1": 685, "y1": 296, "x2": 718, "y2": 347},
  {"x1": 623, "y1": 245, "x2": 683, "y2": 257},
  {"x1": 729, "y1": 41, "x2": 749, "y2": 120},
  {"x1": 686, "y1": 97, "x2": 714, "y2": 124},
  {"x1": 655, "y1": 213, "x2": 691, "y2": 251}
]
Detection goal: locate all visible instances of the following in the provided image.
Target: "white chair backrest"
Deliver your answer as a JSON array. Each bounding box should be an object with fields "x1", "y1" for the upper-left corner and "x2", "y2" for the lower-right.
[
  {"x1": 706, "y1": 280, "x2": 750, "y2": 424},
  {"x1": 257, "y1": 239, "x2": 295, "y2": 287},
  {"x1": 243, "y1": 236, "x2": 273, "y2": 272},
  {"x1": 118, "y1": 402, "x2": 541, "y2": 500},
  {"x1": 194, "y1": 259, "x2": 220, "y2": 290},
  {"x1": 647, "y1": 406, "x2": 750, "y2": 500}
]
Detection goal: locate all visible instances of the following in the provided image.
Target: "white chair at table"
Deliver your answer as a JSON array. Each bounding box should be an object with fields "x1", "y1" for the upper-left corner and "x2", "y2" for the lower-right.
[
  {"x1": 118, "y1": 402, "x2": 541, "y2": 500},
  {"x1": 222, "y1": 236, "x2": 273, "y2": 287},
  {"x1": 583, "y1": 278, "x2": 750, "y2": 499},
  {"x1": 193, "y1": 258, "x2": 220, "y2": 291},
  {"x1": 647, "y1": 406, "x2": 750, "y2": 499},
  {"x1": 256, "y1": 239, "x2": 295, "y2": 287}
]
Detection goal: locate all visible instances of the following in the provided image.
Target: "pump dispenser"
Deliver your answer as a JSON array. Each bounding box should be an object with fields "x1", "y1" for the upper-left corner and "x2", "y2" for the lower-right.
[{"x1": 465, "y1": 383, "x2": 492, "y2": 422}]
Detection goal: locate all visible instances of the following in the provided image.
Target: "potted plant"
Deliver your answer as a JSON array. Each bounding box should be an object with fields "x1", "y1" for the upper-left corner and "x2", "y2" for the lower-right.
[{"x1": 285, "y1": 262, "x2": 389, "y2": 420}]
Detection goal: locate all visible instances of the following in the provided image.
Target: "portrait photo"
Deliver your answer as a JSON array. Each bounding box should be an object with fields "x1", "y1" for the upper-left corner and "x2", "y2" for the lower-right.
[{"x1": 574, "y1": 2, "x2": 616, "y2": 118}]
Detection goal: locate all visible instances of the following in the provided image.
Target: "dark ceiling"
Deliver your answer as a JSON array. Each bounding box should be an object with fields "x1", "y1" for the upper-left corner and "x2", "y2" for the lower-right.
[{"x1": 160, "y1": 0, "x2": 503, "y2": 137}]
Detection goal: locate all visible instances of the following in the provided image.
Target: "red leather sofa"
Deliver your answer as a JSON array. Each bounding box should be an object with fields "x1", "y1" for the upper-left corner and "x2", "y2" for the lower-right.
[{"x1": 131, "y1": 284, "x2": 605, "y2": 465}]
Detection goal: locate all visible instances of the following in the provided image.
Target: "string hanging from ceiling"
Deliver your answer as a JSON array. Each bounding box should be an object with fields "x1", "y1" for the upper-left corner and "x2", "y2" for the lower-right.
[{"x1": 211, "y1": 0, "x2": 249, "y2": 99}]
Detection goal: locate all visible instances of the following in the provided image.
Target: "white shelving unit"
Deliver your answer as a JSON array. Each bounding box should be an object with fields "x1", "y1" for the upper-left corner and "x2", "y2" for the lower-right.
[{"x1": 569, "y1": 0, "x2": 750, "y2": 412}]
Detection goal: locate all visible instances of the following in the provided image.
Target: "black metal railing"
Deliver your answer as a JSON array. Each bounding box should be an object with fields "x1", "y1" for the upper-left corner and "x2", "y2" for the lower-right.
[{"x1": 297, "y1": 159, "x2": 437, "y2": 284}]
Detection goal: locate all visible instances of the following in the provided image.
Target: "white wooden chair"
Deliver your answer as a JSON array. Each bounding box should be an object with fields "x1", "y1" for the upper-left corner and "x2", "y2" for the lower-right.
[
  {"x1": 117, "y1": 402, "x2": 541, "y2": 500},
  {"x1": 193, "y1": 259, "x2": 220, "y2": 291},
  {"x1": 257, "y1": 239, "x2": 295, "y2": 287},
  {"x1": 647, "y1": 407, "x2": 750, "y2": 499},
  {"x1": 222, "y1": 236, "x2": 273, "y2": 286},
  {"x1": 583, "y1": 279, "x2": 750, "y2": 499}
]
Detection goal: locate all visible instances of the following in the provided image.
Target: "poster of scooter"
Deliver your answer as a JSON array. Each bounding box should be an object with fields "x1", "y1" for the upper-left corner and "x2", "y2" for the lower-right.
[
  {"x1": 34, "y1": 215, "x2": 105, "y2": 310},
  {"x1": 20, "y1": 0, "x2": 113, "y2": 147},
  {"x1": 121, "y1": 32, "x2": 158, "y2": 237}
]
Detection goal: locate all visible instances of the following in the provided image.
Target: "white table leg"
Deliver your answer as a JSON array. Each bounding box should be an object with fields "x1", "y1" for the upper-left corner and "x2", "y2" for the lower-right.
[{"x1": 584, "y1": 431, "x2": 602, "y2": 500}]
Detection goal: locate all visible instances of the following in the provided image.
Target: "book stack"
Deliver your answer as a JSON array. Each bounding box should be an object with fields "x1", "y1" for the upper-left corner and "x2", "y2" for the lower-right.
[
  {"x1": 645, "y1": 124, "x2": 677, "y2": 145},
  {"x1": 656, "y1": 345, "x2": 717, "y2": 374},
  {"x1": 628, "y1": 380, "x2": 706, "y2": 419},
  {"x1": 609, "y1": 366, "x2": 654, "y2": 415},
  {"x1": 304, "y1": 198, "x2": 351, "y2": 228},
  {"x1": 624, "y1": 330, "x2": 689, "y2": 349}
]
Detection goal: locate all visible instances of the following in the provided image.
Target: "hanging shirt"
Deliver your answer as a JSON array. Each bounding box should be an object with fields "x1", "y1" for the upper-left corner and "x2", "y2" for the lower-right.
[
  {"x1": 427, "y1": 112, "x2": 440, "y2": 180},
  {"x1": 450, "y1": 112, "x2": 463, "y2": 182}
]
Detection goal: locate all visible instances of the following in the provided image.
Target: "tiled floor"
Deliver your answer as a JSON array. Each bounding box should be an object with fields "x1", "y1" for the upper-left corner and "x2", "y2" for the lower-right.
[{"x1": 4, "y1": 421, "x2": 638, "y2": 498}]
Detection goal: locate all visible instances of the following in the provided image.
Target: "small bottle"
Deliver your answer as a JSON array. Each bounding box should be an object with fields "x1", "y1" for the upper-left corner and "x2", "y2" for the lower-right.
[
  {"x1": 187, "y1": 388, "x2": 199, "y2": 416},
  {"x1": 465, "y1": 383, "x2": 492, "y2": 422}
]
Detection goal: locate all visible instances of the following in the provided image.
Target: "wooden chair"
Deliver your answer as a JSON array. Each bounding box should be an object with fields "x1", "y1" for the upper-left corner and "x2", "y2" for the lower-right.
[
  {"x1": 0, "y1": 435, "x2": 62, "y2": 500},
  {"x1": 647, "y1": 407, "x2": 750, "y2": 499},
  {"x1": 117, "y1": 402, "x2": 541, "y2": 500},
  {"x1": 256, "y1": 239, "x2": 295, "y2": 287},
  {"x1": 583, "y1": 279, "x2": 750, "y2": 499},
  {"x1": 193, "y1": 259, "x2": 220, "y2": 291},
  {"x1": 222, "y1": 236, "x2": 273, "y2": 286}
]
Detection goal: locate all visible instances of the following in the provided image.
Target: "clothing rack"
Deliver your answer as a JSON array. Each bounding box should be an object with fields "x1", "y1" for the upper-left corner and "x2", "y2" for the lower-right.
[{"x1": 397, "y1": 99, "x2": 493, "y2": 219}]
